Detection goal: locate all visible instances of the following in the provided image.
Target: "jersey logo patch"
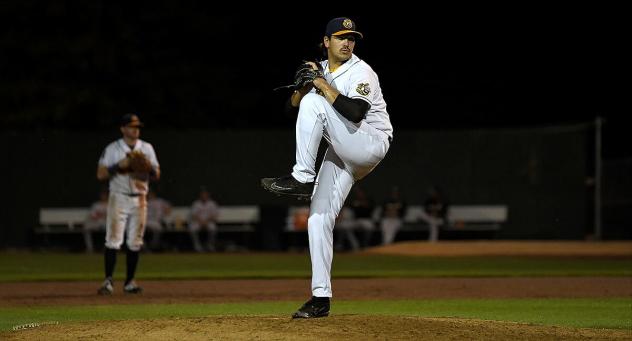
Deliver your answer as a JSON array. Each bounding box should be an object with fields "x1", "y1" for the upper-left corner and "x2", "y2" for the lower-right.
[{"x1": 356, "y1": 83, "x2": 371, "y2": 96}]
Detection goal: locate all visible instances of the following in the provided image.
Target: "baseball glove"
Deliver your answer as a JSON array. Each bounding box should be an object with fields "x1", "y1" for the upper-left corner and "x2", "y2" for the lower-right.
[
  {"x1": 293, "y1": 62, "x2": 324, "y2": 89},
  {"x1": 273, "y1": 61, "x2": 324, "y2": 91},
  {"x1": 128, "y1": 150, "x2": 152, "y2": 175}
]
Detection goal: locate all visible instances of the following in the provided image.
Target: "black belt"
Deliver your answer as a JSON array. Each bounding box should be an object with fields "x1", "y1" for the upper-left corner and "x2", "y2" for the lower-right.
[{"x1": 124, "y1": 193, "x2": 141, "y2": 197}]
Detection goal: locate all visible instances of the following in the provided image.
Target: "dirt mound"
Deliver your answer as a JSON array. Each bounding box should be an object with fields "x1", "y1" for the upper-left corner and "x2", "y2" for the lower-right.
[
  {"x1": 4, "y1": 315, "x2": 630, "y2": 340},
  {"x1": 365, "y1": 241, "x2": 632, "y2": 257}
]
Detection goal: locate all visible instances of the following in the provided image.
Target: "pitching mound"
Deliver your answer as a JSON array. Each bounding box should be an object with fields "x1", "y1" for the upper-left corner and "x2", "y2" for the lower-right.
[
  {"x1": 365, "y1": 241, "x2": 632, "y2": 257},
  {"x1": 4, "y1": 315, "x2": 631, "y2": 340}
]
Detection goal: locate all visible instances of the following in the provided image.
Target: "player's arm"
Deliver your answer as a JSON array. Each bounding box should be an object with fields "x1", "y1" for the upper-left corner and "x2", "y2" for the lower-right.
[
  {"x1": 191, "y1": 205, "x2": 203, "y2": 224},
  {"x1": 146, "y1": 145, "x2": 161, "y2": 181},
  {"x1": 289, "y1": 85, "x2": 313, "y2": 107},
  {"x1": 289, "y1": 61, "x2": 321, "y2": 108},
  {"x1": 285, "y1": 85, "x2": 312, "y2": 117},
  {"x1": 96, "y1": 157, "x2": 131, "y2": 181},
  {"x1": 210, "y1": 203, "x2": 220, "y2": 221},
  {"x1": 150, "y1": 167, "x2": 161, "y2": 181},
  {"x1": 96, "y1": 165, "x2": 110, "y2": 181},
  {"x1": 313, "y1": 78, "x2": 369, "y2": 123},
  {"x1": 164, "y1": 202, "x2": 172, "y2": 215}
]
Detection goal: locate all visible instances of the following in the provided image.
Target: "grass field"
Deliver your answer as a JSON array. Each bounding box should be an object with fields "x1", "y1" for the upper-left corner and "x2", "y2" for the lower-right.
[
  {"x1": 1, "y1": 252, "x2": 630, "y2": 281},
  {"x1": 2, "y1": 298, "x2": 631, "y2": 332},
  {"x1": 1, "y1": 250, "x2": 631, "y2": 339}
]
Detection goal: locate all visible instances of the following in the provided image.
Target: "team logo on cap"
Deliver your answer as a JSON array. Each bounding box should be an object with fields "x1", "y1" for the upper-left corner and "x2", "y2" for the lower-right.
[
  {"x1": 356, "y1": 83, "x2": 371, "y2": 96},
  {"x1": 343, "y1": 19, "x2": 353, "y2": 29}
]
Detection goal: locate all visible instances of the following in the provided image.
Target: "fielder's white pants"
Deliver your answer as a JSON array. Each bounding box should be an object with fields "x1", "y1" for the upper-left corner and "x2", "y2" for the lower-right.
[
  {"x1": 105, "y1": 192, "x2": 147, "y2": 251},
  {"x1": 335, "y1": 207, "x2": 361, "y2": 251},
  {"x1": 188, "y1": 222, "x2": 218, "y2": 252},
  {"x1": 292, "y1": 93, "x2": 390, "y2": 297},
  {"x1": 418, "y1": 210, "x2": 442, "y2": 242},
  {"x1": 380, "y1": 217, "x2": 402, "y2": 245}
]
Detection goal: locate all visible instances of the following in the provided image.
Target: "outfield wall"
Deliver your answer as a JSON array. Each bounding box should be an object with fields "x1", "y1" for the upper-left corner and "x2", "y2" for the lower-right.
[{"x1": 1, "y1": 124, "x2": 608, "y2": 247}]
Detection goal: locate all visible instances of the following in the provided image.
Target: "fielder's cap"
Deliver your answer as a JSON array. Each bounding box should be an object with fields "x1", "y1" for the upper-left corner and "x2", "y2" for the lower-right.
[
  {"x1": 120, "y1": 113, "x2": 144, "y2": 127},
  {"x1": 326, "y1": 17, "x2": 363, "y2": 39}
]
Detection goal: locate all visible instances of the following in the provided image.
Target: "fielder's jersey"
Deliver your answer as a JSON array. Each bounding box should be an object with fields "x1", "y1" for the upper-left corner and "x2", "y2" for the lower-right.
[
  {"x1": 98, "y1": 139, "x2": 159, "y2": 195},
  {"x1": 147, "y1": 197, "x2": 170, "y2": 227},
  {"x1": 320, "y1": 54, "x2": 393, "y2": 139},
  {"x1": 191, "y1": 199, "x2": 219, "y2": 222}
]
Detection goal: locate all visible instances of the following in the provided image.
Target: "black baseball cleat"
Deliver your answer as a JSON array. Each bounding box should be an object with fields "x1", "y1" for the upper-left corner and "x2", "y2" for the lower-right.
[
  {"x1": 292, "y1": 296, "x2": 330, "y2": 319},
  {"x1": 261, "y1": 175, "x2": 314, "y2": 199}
]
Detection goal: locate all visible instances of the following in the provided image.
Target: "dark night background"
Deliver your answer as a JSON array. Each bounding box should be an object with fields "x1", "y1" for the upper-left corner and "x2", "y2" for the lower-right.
[
  {"x1": 1, "y1": 3, "x2": 629, "y2": 247},
  {"x1": 0, "y1": 3, "x2": 626, "y2": 155}
]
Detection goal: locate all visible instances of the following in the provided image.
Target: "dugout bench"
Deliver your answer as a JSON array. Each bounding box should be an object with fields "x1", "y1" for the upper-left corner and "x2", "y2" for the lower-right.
[
  {"x1": 34, "y1": 206, "x2": 259, "y2": 252},
  {"x1": 284, "y1": 205, "x2": 508, "y2": 250},
  {"x1": 400, "y1": 205, "x2": 508, "y2": 240}
]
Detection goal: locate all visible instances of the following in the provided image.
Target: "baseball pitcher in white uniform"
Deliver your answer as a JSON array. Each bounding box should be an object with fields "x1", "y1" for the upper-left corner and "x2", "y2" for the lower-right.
[
  {"x1": 96, "y1": 113, "x2": 160, "y2": 295},
  {"x1": 262, "y1": 17, "x2": 393, "y2": 318}
]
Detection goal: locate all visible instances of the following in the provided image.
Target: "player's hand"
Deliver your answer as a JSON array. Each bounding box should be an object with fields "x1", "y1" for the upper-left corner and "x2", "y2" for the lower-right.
[
  {"x1": 303, "y1": 61, "x2": 326, "y2": 91},
  {"x1": 298, "y1": 62, "x2": 321, "y2": 91},
  {"x1": 297, "y1": 82, "x2": 313, "y2": 93},
  {"x1": 118, "y1": 157, "x2": 130, "y2": 169},
  {"x1": 303, "y1": 61, "x2": 319, "y2": 71},
  {"x1": 293, "y1": 61, "x2": 324, "y2": 90},
  {"x1": 273, "y1": 60, "x2": 324, "y2": 91},
  {"x1": 312, "y1": 77, "x2": 327, "y2": 91}
]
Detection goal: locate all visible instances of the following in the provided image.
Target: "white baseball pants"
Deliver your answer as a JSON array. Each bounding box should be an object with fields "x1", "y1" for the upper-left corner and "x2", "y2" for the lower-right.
[
  {"x1": 291, "y1": 93, "x2": 390, "y2": 297},
  {"x1": 105, "y1": 192, "x2": 147, "y2": 251}
]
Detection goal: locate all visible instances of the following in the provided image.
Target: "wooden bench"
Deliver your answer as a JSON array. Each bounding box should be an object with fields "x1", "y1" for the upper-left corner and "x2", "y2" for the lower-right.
[{"x1": 35, "y1": 206, "x2": 260, "y2": 251}]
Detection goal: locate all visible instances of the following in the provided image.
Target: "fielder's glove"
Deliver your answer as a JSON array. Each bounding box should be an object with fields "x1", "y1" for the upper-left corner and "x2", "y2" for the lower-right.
[{"x1": 127, "y1": 150, "x2": 152, "y2": 179}]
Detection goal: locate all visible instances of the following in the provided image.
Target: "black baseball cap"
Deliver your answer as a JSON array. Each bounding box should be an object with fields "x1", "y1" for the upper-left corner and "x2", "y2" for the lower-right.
[
  {"x1": 325, "y1": 17, "x2": 363, "y2": 39},
  {"x1": 120, "y1": 113, "x2": 144, "y2": 127}
]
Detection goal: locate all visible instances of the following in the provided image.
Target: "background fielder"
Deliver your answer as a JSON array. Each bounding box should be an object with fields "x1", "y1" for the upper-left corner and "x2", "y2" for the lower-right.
[{"x1": 96, "y1": 113, "x2": 160, "y2": 295}]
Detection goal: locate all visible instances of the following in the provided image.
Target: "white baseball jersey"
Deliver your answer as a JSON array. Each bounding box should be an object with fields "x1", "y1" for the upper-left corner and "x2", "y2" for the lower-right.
[
  {"x1": 319, "y1": 54, "x2": 393, "y2": 139},
  {"x1": 189, "y1": 199, "x2": 219, "y2": 230},
  {"x1": 98, "y1": 139, "x2": 159, "y2": 195},
  {"x1": 147, "y1": 197, "x2": 171, "y2": 229}
]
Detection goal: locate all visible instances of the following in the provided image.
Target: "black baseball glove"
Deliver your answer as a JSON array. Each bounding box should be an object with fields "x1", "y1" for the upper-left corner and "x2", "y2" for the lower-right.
[
  {"x1": 293, "y1": 62, "x2": 324, "y2": 89},
  {"x1": 274, "y1": 61, "x2": 324, "y2": 91}
]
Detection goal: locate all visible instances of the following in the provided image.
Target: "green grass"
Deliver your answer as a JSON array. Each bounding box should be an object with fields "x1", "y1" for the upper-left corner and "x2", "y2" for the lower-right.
[
  {"x1": 1, "y1": 298, "x2": 630, "y2": 331},
  {"x1": 0, "y1": 252, "x2": 630, "y2": 282}
]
